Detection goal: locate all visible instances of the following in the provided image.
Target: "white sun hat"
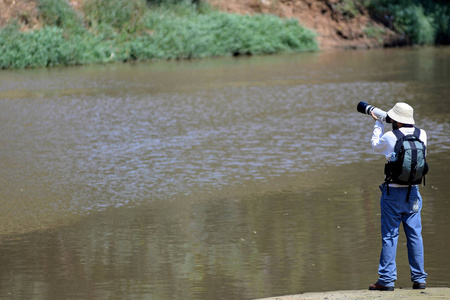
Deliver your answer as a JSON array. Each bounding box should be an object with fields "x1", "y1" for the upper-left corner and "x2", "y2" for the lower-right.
[{"x1": 387, "y1": 102, "x2": 415, "y2": 125}]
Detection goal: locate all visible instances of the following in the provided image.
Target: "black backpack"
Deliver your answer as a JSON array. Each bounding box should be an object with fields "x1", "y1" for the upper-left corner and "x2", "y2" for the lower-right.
[{"x1": 384, "y1": 127, "x2": 428, "y2": 201}]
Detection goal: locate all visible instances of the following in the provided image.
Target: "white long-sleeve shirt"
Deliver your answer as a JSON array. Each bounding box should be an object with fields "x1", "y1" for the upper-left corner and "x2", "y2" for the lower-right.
[{"x1": 371, "y1": 120, "x2": 427, "y2": 159}]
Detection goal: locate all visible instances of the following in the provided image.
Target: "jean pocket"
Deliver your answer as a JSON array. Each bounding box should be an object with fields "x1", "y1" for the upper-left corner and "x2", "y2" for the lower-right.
[{"x1": 411, "y1": 197, "x2": 420, "y2": 213}]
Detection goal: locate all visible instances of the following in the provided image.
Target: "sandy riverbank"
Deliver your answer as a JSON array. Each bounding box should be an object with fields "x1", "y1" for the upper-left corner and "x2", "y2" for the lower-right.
[{"x1": 256, "y1": 287, "x2": 450, "y2": 300}]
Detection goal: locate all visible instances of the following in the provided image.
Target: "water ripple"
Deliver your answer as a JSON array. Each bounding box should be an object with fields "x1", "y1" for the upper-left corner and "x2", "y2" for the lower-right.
[{"x1": 2, "y1": 79, "x2": 447, "y2": 214}]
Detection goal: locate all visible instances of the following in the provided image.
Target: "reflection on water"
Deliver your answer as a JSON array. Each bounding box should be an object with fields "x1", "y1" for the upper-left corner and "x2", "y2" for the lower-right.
[{"x1": 0, "y1": 47, "x2": 449, "y2": 299}]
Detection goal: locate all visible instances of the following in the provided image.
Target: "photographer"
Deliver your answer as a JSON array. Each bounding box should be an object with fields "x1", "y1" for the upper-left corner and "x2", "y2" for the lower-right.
[{"x1": 368, "y1": 102, "x2": 427, "y2": 291}]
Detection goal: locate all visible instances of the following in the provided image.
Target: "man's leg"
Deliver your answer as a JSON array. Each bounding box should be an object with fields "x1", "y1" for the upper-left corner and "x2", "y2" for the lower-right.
[
  {"x1": 377, "y1": 189, "x2": 402, "y2": 287},
  {"x1": 402, "y1": 187, "x2": 427, "y2": 284}
]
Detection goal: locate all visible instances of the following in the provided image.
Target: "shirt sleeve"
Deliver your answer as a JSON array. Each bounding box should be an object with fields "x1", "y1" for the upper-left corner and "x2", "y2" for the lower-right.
[
  {"x1": 371, "y1": 120, "x2": 395, "y2": 157},
  {"x1": 420, "y1": 129, "x2": 427, "y2": 147},
  {"x1": 420, "y1": 129, "x2": 428, "y2": 155}
]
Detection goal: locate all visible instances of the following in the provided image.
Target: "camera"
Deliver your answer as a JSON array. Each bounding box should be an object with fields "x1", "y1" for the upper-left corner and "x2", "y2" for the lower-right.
[{"x1": 357, "y1": 101, "x2": 392, "y2": 123}]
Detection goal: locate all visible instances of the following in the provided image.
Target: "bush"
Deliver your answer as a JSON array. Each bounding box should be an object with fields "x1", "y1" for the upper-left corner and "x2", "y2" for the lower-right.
[
  {"x1": 363, "y1": 24, "x2": 386, "y2": 42},
  {"x1": 143, "y1": 6, "x2": 318, "y2": 59},
  {"x1": 83, "y1": 0, "x2": 148, "y2": 34},
  {"x1": 427, "y1": 2, "x2": 450, "y2": 44},
  {"x1": 394, "y1": 4, "x2": 435, "y2": 44},
  {"x1": 147, "y1": 0, "x2": 200, "y2": 4},
  {"x1": 37, "y1": 0, "x2": 85, "y2": 33},
  {"x1": 335, "y1": 0, "x2": 361, "y2": 18},
  {"x1": 368, "y1": 0, "x2": 450, "y2": 45},
  {"x1": 0, "y1": 0, "x2": 318, "y2": 69},
  {"x1": 0, "y1": 24, "x2": 115, "y2": 69},
  {"x1": 0, "y1": 26, "x2": 73, "y2": 68}
]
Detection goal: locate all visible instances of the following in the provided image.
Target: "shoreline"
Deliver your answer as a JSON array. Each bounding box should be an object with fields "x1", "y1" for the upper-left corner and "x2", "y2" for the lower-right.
[{"x1": 255, "y1": 287, "x2": 450, "y2": 300}]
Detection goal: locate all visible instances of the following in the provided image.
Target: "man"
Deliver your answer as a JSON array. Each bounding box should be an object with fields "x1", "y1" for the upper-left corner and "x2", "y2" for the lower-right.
[{"x1": 369, "y1": 102, "x2": 427, "y2": 291}]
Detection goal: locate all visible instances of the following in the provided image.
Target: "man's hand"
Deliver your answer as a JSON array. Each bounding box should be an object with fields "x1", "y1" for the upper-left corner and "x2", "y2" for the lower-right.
[{"x1": 371, "y1": 111, "x2": 379, "y2": 121}]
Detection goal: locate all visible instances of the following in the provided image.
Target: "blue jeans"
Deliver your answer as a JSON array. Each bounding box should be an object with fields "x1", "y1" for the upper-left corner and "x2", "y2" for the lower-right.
[{"x1": 377, "y1": 183, "x2": 427, "y2": 287}]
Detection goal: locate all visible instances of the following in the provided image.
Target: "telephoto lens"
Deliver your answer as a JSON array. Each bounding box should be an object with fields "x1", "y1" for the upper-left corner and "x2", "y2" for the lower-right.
[{"x1": 357, "y1": 101, "x2": 391, "y2": 123}]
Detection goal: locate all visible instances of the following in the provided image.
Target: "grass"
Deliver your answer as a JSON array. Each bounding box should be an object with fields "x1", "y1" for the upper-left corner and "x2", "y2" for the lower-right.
[
  {"x1": 0, "y1": 23, "x2": 116, "y2": 68},
  {"x1": 363, "y1": 24, "x2": 386, "y2": 42},
  {"x1": 0, "y1": 0, "x2": 318, "y2": 69},
  {"x1": 2, "y1": 0, "x2": 449, "y2": 69},
  {"x1": 335, "y1": 0, "x2": 361, "y2": 18},
  {"x1": 37, "y1": 0, "x2": 85, "y2": 33}
]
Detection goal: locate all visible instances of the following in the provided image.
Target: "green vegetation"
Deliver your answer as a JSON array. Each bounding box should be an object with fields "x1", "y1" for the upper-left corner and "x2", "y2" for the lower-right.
[
  {"x1": 333, "y1": 0, "x2": 450, "y2": 45},
  {"x1": 0, "y1": 0, "x2": 318, "y2": 69},
  {"x1": 37, "y1": 0, "x2": 85, "y2": 33},
  {"x1": 1, "y1": 0, "x2": 449, "y2": 69},
  {"x1": 335, "y1": 0, "x2": 362, "y2": 18},
  {"x1": 83, "y1": 0, "x2": 148, "y2": 34},
  {"x1": 368, "y1": 0, "x2": 450, "y2": 45},
  {"x1": 305, "y1": 0, "x2": 449, "y2": 45},
  {"x1": 363, "y1": 23, "x2": 386, "y2": 43},
  {"x1": 141, "y1": 5, "x2": 317, "y2": 59}
]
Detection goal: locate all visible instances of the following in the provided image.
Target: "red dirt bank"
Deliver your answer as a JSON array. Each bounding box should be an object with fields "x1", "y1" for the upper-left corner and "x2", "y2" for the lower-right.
[
  {"x1": 209, "y1": 0, "x2": 393, "y2": 49},
  {"x1": 0, "y1": 0, "x2": 393, "y2": 50}
]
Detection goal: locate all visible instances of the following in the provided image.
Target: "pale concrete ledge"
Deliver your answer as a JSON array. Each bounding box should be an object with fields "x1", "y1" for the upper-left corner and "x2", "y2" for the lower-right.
[{"x1": 255, "y1": 287, "x2": 450, "y2": 300}]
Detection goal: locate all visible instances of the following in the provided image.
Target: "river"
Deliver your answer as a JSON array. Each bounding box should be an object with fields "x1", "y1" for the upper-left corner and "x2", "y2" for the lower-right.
[{"x1": 0, "y1": 47, "x2": 449, "y2": 299}]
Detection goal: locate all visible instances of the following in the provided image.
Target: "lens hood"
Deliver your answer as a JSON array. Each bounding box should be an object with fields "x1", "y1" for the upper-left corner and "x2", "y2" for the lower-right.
[{"x1": 357, "y1": 101, "x2": 369, "y2": 114}]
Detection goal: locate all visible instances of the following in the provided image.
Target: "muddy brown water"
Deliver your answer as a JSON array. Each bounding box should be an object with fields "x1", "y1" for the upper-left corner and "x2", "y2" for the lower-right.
[{"x1": 0, "y1": 47, "x2": 449, "y2": 299}]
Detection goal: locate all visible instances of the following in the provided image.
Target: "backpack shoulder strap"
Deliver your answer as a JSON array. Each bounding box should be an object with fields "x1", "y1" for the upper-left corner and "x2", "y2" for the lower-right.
[
  {"x1": 413, "y1": 127, "x2": 421, "y2": 139},
  {"x1": 392, "y1": 129, "x2": 404, "y2": 141},
  {"x1": 412, "y1": 127, "x2": 426, "y2": 150}
]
